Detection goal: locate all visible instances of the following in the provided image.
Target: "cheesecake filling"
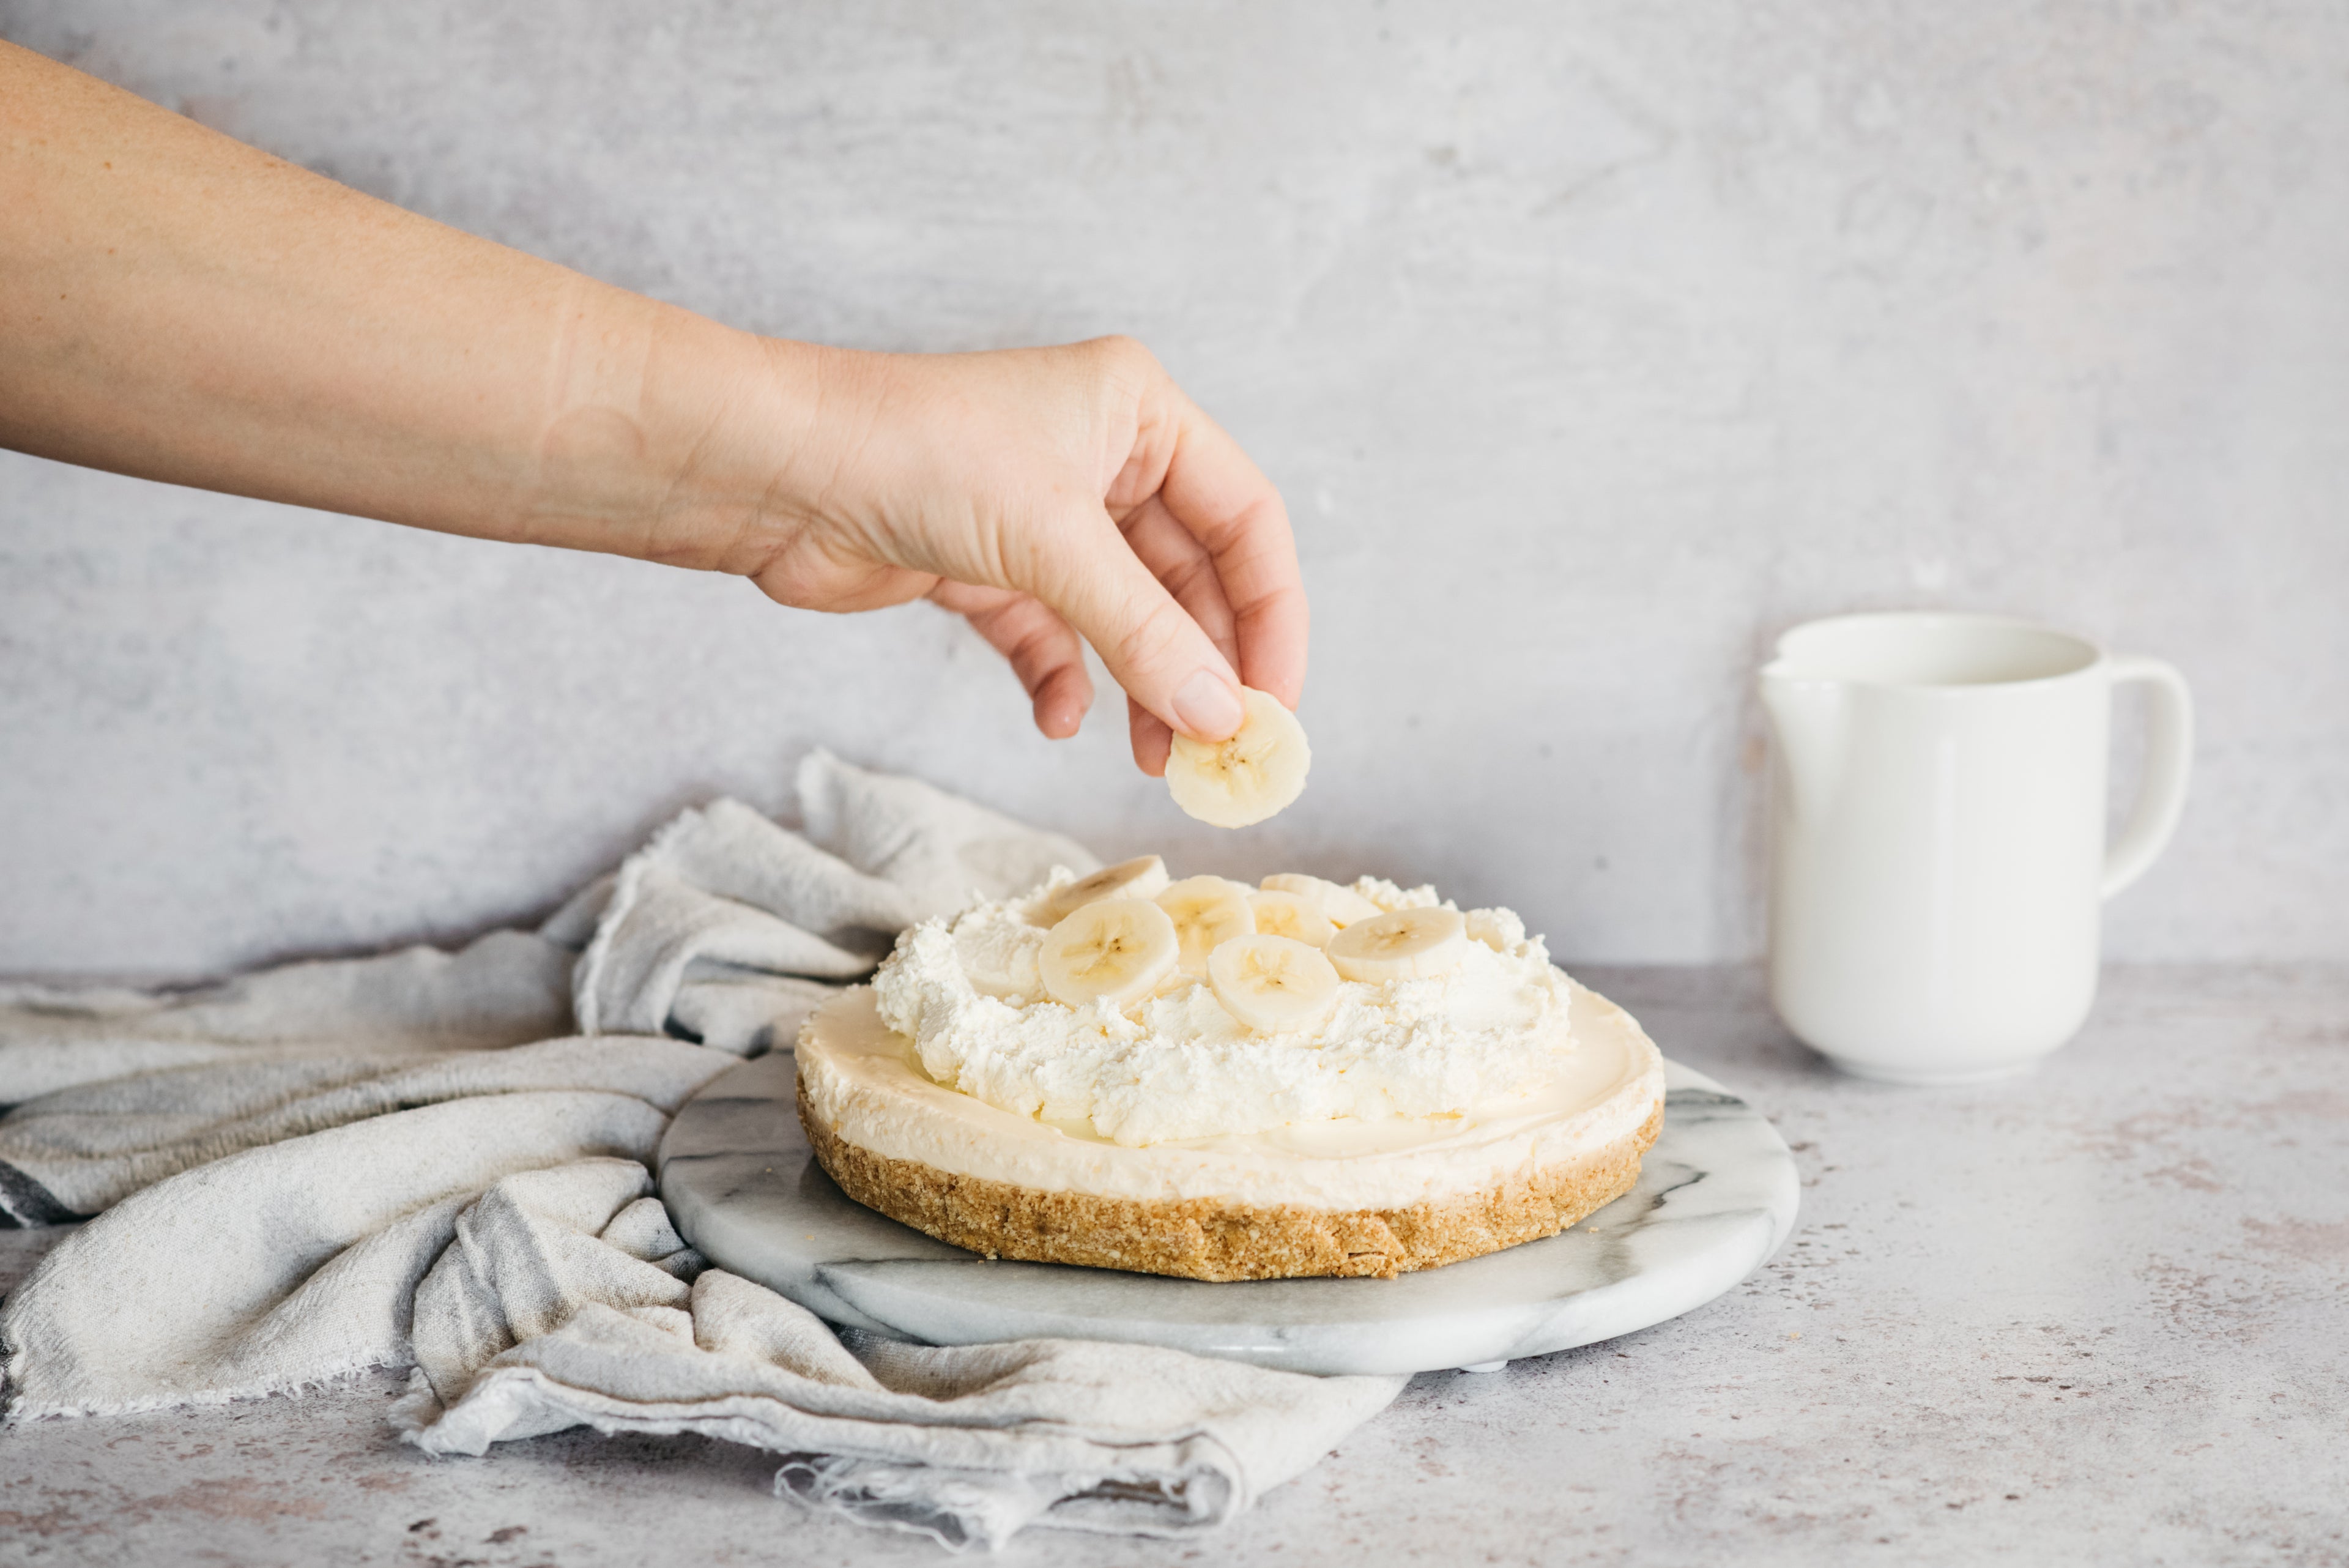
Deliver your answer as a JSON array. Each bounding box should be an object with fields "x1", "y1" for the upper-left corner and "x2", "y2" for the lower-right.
[
  {"x1": 874, "y1": 872, "x2": 1595, "y2": 1146},
  {"x1": 796, "y1": 980, "x2": 1663, "y2": 1209}
]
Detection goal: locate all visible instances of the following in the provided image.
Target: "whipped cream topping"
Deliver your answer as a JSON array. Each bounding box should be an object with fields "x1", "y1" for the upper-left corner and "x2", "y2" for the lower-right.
[{"x1": 872, "y1": 869, "x2": 1582, "y2": 1146}]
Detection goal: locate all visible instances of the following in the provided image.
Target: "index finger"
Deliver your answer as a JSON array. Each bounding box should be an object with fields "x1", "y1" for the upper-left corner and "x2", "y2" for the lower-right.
[{"x1": 1149, "y1": 392, "x2": 1309, "y2": 709}]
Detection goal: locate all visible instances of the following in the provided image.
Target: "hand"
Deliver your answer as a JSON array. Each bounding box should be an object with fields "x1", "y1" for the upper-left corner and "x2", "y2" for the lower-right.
[{"x1": 732, "y1": 338, "x2": 1307, "y2": 773}]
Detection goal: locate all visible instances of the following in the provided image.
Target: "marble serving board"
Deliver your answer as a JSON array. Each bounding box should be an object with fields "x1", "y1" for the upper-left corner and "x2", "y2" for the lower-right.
[{"x1": 658, "y1": 1053, "x2": 1798, "y2": 1377}]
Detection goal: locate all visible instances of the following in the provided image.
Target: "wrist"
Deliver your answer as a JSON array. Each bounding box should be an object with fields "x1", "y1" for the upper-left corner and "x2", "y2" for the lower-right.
[
  {"x1": 631, "y1": 322, "x2": 905, "y2": 581},
  {"x1": 536, "y1": 299, "x2": 784, "y2": 574},
  {"x1": 507, "y1": 291, "x2": 812, "y2": 576}
]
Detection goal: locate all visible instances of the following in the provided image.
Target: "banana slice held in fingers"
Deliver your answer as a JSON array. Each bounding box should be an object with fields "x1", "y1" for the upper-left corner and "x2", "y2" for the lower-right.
[
  {"x1": 1037, "y1": 898, "x2": 1179, "y2": 1008},
  {"x1": 1165, "y1": 688, "x2": 1310, "y2": 828},
  {"x1": 1156, "y1": 875, "x2": 1256, "y2": 976},
  {"x1": 1030, "y1": 854, "x2": 1171, "y2": 927},
  {"x1": 1325, "y1": 907, "x2": 1471, "y2": 983},
  {"x1": 1260, "y1": 872, "x2": 1384, "y2": 928},
  {"x1": 1247, "y1": 889, "x2": 1335, "y2": 948},
  {"x1": 1208, "y1": 934, "x2": 1342, "y2": 1034}
]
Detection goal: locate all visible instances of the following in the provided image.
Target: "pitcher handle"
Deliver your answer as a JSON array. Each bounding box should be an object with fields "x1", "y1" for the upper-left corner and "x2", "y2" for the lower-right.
[{"x1": 2102, "y1": 656, "x2": 2195, "y2": 899}]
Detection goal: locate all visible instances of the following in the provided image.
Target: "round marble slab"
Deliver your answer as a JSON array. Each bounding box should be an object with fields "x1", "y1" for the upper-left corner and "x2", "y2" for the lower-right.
[{"x1": 658, "y1": 1051, "x2": 1798, "y2": 1377}]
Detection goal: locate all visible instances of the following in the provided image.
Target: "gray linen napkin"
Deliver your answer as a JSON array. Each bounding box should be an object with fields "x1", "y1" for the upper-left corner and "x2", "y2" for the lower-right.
[
  {"x1": 0, "y1": 751, "x2": 1406, "y2": 1550},
  {"x1": 390, "y1": 1164, "x2": 1398, "y2": 1550},
  {"x1": 0, "y1": 929, "x2": 577, "y2": 1108}
]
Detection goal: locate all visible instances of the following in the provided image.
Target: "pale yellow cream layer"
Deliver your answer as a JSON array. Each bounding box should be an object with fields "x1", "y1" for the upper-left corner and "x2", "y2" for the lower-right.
[{"x1": 795, "y1": 981, "x2": 1665, "y2": 1211}]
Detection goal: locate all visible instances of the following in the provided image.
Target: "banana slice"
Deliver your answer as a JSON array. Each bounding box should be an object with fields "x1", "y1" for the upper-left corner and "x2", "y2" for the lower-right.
[
  {"x1": 1324, "y1": 907, "x2": 1471, "y2": 983},
  {"x1": 1165, "y1": 688, "x2": 1311, "y2": 828},
  {"x1": 1247, "y1": 889, "x2": 1335, "y2": 948},
  {"x1": 1030, "y1": 854, "x2": 1171, "y2": 927},
  {"x1": 1208, "y1": 934, "x2": 1341, "y2": 1034},
  {"x1": 1260, "y1": 872, "x2": 1384, "y2": 927},
  {"x1": 1037, "y1": 898, "x2": 1179, "y2": 1008},
  {"x1": 1156, "y1": 875, "x2": 1256, "y2": 976}
]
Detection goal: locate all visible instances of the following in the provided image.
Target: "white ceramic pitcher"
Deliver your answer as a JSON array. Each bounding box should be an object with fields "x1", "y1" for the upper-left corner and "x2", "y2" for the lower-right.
[{"x1": 1760, "y1": 612, "x2": 2193, "y2": 1083}]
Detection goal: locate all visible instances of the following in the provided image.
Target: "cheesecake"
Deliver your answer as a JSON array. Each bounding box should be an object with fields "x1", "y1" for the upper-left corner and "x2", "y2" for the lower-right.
[{"x1": 793, "y1": 861, "x2": 1665, "y2": 1281}]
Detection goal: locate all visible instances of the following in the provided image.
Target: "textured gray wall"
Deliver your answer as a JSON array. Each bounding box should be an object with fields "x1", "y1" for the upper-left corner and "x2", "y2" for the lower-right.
[{"x1": 4, "y1": 2, "x2": 2345, "y2": 978}]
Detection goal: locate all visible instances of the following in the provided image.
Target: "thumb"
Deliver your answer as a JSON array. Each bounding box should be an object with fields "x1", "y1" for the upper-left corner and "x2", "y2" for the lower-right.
[{"x1": 1021, "y1": 508, "x2": 1247, "y2": 743}]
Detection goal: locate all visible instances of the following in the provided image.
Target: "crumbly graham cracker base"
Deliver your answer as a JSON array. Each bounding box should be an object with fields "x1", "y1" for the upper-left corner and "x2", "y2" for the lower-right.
[{"x1": 796, "y1": 1077, "x2": 1664, "y2": 1282}]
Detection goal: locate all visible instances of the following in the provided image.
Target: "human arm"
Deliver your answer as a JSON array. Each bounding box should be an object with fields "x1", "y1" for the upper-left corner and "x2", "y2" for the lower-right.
[{"x1": 0, "y1": 40, "x2": 1306, "y2": 767}]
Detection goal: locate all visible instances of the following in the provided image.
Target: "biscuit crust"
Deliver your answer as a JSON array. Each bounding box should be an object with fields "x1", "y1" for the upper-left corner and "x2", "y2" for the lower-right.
[{"x1": 798, "y1": 1075, "x2": 1663, "y2": 1282}]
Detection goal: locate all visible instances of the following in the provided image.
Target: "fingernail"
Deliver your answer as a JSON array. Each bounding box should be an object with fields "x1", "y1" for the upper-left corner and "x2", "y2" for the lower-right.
[{"x1": 1173, "y1": 670, "x2": 1245, "y2": 740}]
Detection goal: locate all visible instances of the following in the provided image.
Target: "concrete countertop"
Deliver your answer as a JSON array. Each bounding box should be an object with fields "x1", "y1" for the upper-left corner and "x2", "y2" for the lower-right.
[{"x1": 4, "y1": 964, "x2": 2343, "y2": 1565}]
